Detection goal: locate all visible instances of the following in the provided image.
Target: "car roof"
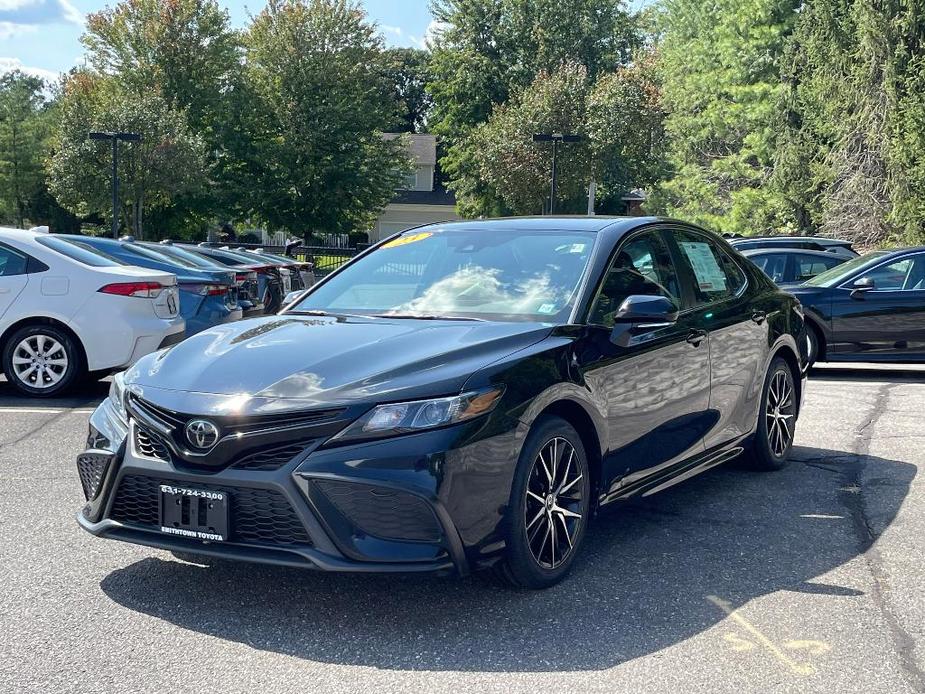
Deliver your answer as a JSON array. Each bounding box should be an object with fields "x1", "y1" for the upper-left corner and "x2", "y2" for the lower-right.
[
  {"x1": 741, "y1": 248, "x2": 843, "y2": 258},
  {"x1": 414, "y1": 216, "x2": 664, "y2": 234},
  {"x1": 731, "y1": 236, "x2": 853, "y2": 247}
]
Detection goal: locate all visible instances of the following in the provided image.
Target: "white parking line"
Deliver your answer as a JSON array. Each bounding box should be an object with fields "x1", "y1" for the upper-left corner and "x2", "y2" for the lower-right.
[{"x1": 0, "y1": 407, "x2": 95, "y2": 414}]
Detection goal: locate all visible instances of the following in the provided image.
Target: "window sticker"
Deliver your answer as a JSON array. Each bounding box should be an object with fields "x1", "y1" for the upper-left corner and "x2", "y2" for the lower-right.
[
  {"x1": 679, "y1": 241, "x2": 728, "y2": 291},
  {"x1": 383, "y1": 232, "x2": 432, "y2": 249},
  {"x1": 537, "y1": 303, "x2": 556, "y2": 314}
]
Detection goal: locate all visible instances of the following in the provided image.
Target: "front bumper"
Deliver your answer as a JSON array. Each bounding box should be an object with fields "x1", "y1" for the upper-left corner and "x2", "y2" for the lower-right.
[{"x1": 75, "y1": 400, "x2": 517, "y2": 575}]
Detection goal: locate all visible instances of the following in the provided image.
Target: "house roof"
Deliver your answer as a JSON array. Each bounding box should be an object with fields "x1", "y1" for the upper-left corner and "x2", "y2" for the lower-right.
[{"x1": 382, "y1": 133, "x2": 437, "y2": 166}]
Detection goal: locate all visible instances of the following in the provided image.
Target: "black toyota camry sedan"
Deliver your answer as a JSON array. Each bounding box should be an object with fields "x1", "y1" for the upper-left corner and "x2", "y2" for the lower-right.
[{"x1": 76, "y1": 217, "x2": 807, "y2": 588}]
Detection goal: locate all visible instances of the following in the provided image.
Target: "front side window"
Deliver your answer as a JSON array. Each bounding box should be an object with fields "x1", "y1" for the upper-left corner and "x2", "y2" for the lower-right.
[
  {"x1": 588, "y1": 231, "x2": 680, "y2": 326},
  {"x1": 673, "y1": 230, "x2": 746, "y2": 305},
  {"x1": 293, "y1": 228, "x2": 596, "y2": 322},
  {"x1": 0, "y1": 245, "x2": 28, "y2": 277},
  {"x1": 856, "y1": 255, "x2": 925, "y2": 291}
]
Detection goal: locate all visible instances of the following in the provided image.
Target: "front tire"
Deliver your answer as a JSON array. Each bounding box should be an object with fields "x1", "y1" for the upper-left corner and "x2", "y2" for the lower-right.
[
  {"x1": 498, "y1": 416, "x2": 591, "y2": 589},
  {"x1": 2, "y1": 325, "x2": 83, "y2": 397},
  {"x1": 742, "y1": 357, "x2": 797, "y2": 471}
]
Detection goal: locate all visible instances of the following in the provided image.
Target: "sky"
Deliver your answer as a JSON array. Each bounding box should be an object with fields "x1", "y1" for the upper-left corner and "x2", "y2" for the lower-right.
[
  {"x1": 0, "y1": 0, "x2": 650, "y2": 82},
  {"x1": 0, "y1": 0, "x2": 436, "y2": 81}
]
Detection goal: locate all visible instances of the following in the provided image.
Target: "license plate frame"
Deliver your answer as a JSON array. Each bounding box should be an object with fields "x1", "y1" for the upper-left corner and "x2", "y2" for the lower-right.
[{"x1": 158, "y1": 484, "x2": 229, "y2": 542}]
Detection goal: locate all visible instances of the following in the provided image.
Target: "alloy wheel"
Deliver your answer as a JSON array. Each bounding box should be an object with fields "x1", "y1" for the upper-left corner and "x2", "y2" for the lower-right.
[
  {"x1": 11, "y1": 334, "x2": 69, "y2": 389},
  {"x1": 524, "y1": 437, "x2": 584, "y2": 570},
  {"x1": 765, "y1": 370, "x2": 795, "y2": 457}
]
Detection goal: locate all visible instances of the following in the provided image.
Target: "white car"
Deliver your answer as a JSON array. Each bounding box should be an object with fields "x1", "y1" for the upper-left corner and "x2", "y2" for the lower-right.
[{"x1": 0, "y1": 227, "x2": 185, "y2": 397}]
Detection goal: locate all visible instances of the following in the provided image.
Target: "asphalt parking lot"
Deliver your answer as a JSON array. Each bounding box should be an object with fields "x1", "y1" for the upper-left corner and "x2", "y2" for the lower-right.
[{"x1": 1, "y1": 365, "x2": 924, "y2": 694}]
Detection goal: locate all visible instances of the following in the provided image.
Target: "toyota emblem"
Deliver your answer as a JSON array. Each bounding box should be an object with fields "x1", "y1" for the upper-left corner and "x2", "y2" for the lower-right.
[{"x1": 185, "y1": 419, "x2": 220, "y2": 449}]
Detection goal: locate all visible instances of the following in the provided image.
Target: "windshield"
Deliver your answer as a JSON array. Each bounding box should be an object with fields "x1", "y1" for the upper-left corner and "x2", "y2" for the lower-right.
[
  {"x1": 39, "y1": 237, "x2": 126, "y2": 267},
  {"x1": 804, "y1": 251, "x2": 890, "y2": 287},
  {"x1": 292, "y1": 228, "x2": 596, "y2": 322}
]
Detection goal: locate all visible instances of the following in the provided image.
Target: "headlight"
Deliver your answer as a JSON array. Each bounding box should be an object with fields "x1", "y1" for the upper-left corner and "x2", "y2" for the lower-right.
[
  {"x1": 332, "y1": 387, "x2": 505, "y2": 443},
  {"x1": 108, "y1": 371, "x2": 127, "y2": 422}
]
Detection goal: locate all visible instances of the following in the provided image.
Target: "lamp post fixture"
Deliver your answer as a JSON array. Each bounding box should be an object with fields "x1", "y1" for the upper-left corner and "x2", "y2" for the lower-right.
[
  {"x1": 532, "y1": 133, "x2": 582, "y2": 214},
  {"x1": 88, "y1": 131, "x2": 142, "y2": 238}
]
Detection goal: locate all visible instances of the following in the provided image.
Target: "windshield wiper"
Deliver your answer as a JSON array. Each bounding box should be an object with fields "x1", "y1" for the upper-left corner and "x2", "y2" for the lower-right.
[{"x1": 371, "y1": 313, "x2": 486, "y2": 322}]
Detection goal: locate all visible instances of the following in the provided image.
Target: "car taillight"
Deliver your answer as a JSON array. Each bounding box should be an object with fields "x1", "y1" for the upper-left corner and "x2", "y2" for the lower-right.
[
  {"x1": 99, "y1": 282, "x2": 164, "y2": 298},
  {"x1": 179, "y1": 283, "x2": 227, "y2": 296},
  {"x1": 252, "y1": 265, "x2": 273, "y2": 275}
]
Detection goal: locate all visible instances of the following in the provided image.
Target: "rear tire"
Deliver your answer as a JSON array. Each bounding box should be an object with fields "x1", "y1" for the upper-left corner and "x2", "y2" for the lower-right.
[
  {"x1": 498, "y1": 415, "x2": 591, "y2": 589},
  {"x1": 742, "y1": 357, "x2": 796, "y2": 471},
  {"x1": 1, "y1": 325, "x2": 84, "y2": 397}
]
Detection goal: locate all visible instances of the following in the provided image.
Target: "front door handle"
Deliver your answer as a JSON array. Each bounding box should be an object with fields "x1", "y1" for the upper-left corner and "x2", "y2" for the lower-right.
[
  {"x1": 686, "y1": 329, "x2": 707, "y2": 347},
  {"x1": 751, "y1": 310, "x2": 766, "y2": 325}
]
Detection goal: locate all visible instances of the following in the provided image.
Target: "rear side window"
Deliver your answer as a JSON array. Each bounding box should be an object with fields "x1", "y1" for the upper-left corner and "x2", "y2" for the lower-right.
[
  {"x1": 795, "y1": 254, "x2": 841, "y2": 282},
  {"x1": 673, "y1": 230, "x2": 747, "y2": 306},
  {"x1": 36, "y1": 237, "x2": 126, "y2": 267},
  {"x1": 0, "y1": 245, "x2": 29, "y2": 276},
  {"x1": 750, "y1": 253, "x2": 788, "y2": 283}
]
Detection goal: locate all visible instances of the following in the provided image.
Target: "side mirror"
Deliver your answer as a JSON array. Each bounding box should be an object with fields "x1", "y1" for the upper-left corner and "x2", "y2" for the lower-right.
[
  {"x1": 850, "y1": 277, "x2": 874, "y2": 298},
  {"x1": 283, "y1": 290, "x2": 307, "y2": 307},
  {"x1": 612, "y1": 295, "x2": 679, "y2": 326}
]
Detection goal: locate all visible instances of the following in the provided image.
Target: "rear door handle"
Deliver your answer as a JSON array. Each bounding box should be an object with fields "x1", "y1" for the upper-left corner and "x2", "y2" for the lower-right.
[
  {"x1": 686, "y1": 329, "x2": 707, "y2": 347},
  {"x1": 751, "y1": 311, "x2": 766, "y2": 325}
]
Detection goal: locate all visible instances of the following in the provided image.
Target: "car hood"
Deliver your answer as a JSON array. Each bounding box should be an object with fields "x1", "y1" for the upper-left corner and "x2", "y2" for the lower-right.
[{"x1": 126, "y1": 314, "x2": 553, "y2": 408}]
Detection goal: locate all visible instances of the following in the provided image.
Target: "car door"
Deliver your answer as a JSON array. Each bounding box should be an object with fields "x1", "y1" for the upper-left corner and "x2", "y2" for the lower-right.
[
  {"x1": 668, "y1": 228, "x2": 769, "y2": 451},
  {"x1": 0, "y1": 243, "x2": 30, "y2": 321},
  {"x1": 830, "y1": 253, "x2": 925, "y2": 359},
  {"x1": 579, "y1": 228, "x2": 711, "y2": 494}
]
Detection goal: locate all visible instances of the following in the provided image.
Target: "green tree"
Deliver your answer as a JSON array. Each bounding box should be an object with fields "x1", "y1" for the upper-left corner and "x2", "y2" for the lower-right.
[
  {"x1": 428, "y1": 0, "x2": 640, "y2": 216},
  {"x1": 470, "y1": 63, "x2": 592, "y2": 214},
  {"x1": 47, "y1": 73, "x2": 207, "y2": 238},
  {"x1": 775, "y1": 0, "x2": 925, "y2": 246},
  {"x1": 0, "y1": 72, "x2": 48, "y2": 228},
  {"x1": 238, "y1": 0, "x2": 409, "y2": 233},
  {"x1": 81, "y1": 0, "x2": 241, "y2": 227},
  {"x1": 383, "y1": 47, "x2": 433, "y2": 133},
  {"x1": 654, "y1": 0, "x2": 799, "y2": 235}
]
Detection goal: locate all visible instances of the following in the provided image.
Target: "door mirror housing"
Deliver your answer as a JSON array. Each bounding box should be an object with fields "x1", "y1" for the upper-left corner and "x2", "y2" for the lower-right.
[
  {"x1": 612, "y1": 295, "x2": 679, "y2": 326},
  {"x1": 850, "y1": 276, "x2": 875, "y2": 298},
  {"x1": 283, "y1": 289, "x2": 307, "y2": 307}
]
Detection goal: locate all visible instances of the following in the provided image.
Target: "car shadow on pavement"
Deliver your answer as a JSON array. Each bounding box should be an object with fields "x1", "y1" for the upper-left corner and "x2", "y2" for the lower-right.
[
  {"x1": 0, "y1": 375, "x2": 110, "y2": 408},
  {"x1": 810, "y1": 365, "x2": 925, "y2": 383},
  {"x1": 99, "y1": 445, "x2": 914, "y2": 672}
]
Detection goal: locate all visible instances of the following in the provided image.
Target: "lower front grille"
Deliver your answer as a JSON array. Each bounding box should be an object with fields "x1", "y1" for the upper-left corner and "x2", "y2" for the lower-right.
[
  {"x1": 77, "y1": 452, "x2": 111, "y2": 500},
  {"x1": 314, "y1": 480, "x2": 442, "y2": 542},
  {"x1": 110, "y1": 474, "x2": 312, "y2": 546}
]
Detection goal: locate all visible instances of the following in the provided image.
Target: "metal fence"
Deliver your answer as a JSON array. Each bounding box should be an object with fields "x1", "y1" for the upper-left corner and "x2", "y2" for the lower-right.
[{"x1": 293, "y1": 246, "x2": 360, "y2": 276}]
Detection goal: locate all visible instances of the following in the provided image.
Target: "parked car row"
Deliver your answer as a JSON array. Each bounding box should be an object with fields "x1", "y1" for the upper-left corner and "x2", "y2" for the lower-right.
[
  {"x1": 0, "y1": 226, "x2": 312, "y2": 397},
  {"x1": 730, "y1": 235, "x2": 925, "y2": 365}
]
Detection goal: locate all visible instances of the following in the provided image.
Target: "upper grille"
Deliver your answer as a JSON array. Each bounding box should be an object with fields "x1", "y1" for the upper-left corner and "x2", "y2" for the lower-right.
[
  {"x1": 230, "y1": 439, "x2": 315, "y2": 471},
  {"x1": 314, "y1": 480, "x2": 442, "y2": 542},
  {"x1": 77, "y1": 452, "x2": 111, "y2": 501},
  {"x1": 110, "y1": 474, "x2": 312, "y2": 546},
  {"x1": 134, "y1": 426, "x2": 171, "y2": 463},
  {"x1": 127, "y1": 393, "x2": 345, "y2": 436}
]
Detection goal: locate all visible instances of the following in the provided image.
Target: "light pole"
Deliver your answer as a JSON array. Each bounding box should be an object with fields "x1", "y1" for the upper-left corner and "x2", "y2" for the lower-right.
[
  {"x1": 532, "y1": 133, "x2": 582, "y2": 214},
  {"x1": 88, "y1": 131, "x2": 142, "y2": 238}
]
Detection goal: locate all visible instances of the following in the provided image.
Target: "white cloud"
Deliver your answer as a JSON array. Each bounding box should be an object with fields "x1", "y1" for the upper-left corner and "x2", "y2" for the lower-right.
[
  {"x1": 0, "y1": 56, "x2": 60, "y2": 83},
  {"x1": 0, "y1": 0, "x2": 83, "y2": 37},
  {"x1": 409, "y1": 20, "x2": 446, "y2": 50}
]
